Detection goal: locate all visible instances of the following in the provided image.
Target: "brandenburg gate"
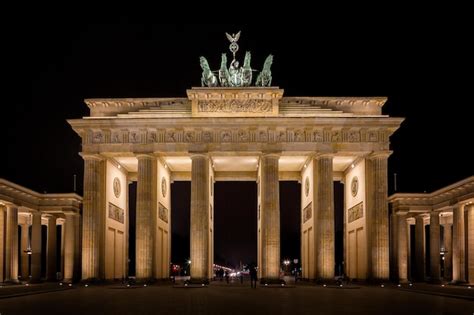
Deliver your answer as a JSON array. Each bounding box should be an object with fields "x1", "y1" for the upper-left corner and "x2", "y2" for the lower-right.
[{"x1": 67, "y1": 33, "x2": 404, "y2": 283}]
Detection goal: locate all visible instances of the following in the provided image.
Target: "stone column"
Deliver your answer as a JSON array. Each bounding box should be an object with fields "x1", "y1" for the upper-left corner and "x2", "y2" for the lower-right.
[
  {"x1": 397, "y1": 214, "x2": 408, "y2": 282},
  {"x1": 314, "y1": 155, "x2": 334, "y2": 280},
  {"x1": 365, "y1": 152, "x2": 390, "y2": 280},
  {"x1": 30, "y1": 212, "x2": 42, "y2": 282},
  {"x1": 0, "y1": 206, "x2": 5, "y2": 282},
  {"x1": 20, "y1": 223, "x2": 30, "y2": 279},
  {"x1": 190, "y1": 153, "x2": 210, "y2": 282},
  {"x1": 467, "y1": 205, "x2": 474, "y2": 284},
  {"x1": 81, "y1": 154, "x2": 105, "y2": 280},
  {"x1": 415, "y1": 215, "x2": 425, "y2": 281},
  {"x1": 452, "y1": 205, "x2": 465, "y2": 282},
  {"x1": 73, "y1": 214, "x2": 81, "y2": 281},
  {"x1": 135, "y1": 154, "x2": 156, "y2": 281},
  {"x1": 5, "y1": 205, "x2": 19, "y2": 282},
  {"x1": 390, "y1": 212, "x2": 398, "y2": 280},
  {"x1": 46, "y1": 215, "x2": 57, "y2": 281},
  {"x1": 64, "y1": 213, "x2": 76, "y2": 282},
  {"x1": 443, "y1": 223, "x2": 452, "y2": 281},
  {"x1": 429, "y1": 212, "x2": 441, "y2": 282}
]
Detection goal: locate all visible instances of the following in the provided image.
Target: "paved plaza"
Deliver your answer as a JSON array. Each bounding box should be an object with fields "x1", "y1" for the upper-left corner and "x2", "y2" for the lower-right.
[{"x1": 1, "y1": 282, "x2": 472, "y2": 315}]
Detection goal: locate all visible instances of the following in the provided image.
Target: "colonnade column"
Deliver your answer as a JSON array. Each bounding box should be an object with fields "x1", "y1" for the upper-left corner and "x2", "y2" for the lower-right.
[
  {"x1": 5, "y1": 205, "x2": 19, "y2": 282},
  {"x1": 190, "y1": 153, "x2": 210, "y2": 282},
  {"x1": 365, "y1": 152, "x2": 390, "y2": 280},
  {"x1": 135, "y1": 154, "x2": 157, "y2": 281},
  {"x1": 415, "y1": 215, "x2": 425, "y2": 281},
  {"x1": 467, "y1": 204, "x2": 474, "y2": 283},
  {"x1": 429, "y1": 212, "x2": 441, "y2": 282},
  {"x1": 20, "y1": 223, "x2": 29, "y2": 279},
  {"x1": 64, "y1": 213, "x2": 76, "y2": 282},
  {"x1": 397, "y1": 213, "x2": 408, "y2": 282},
  {"x1": 30, "y1": 212, "x2": 42, "y2": 282},
  {"x1": 0, "y1": 206, "x2": 5, "y2": 282},
  {"x1": 81, "y1": 154, "x2": 105, "y2": 280},
  {"x1": 443, "y1": 222, "x2": 452, "y2": 281},
  {"x1": 452, "y1": 205, "x2": 465, "y2": 282},
  {"x1": 314, "y1": 154, "x2": 334, "y2": 280},
  {"x1": 46, "y1": 215, "x2": 57, "y2": 281},
  {"x1": 259, "y1": 153, "x2": 280, "y2": 282}
]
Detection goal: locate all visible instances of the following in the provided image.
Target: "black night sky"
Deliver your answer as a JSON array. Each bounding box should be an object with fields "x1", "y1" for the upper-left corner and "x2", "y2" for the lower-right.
[{"x1": 3, "y1": 22, "x2": 472, "y2": 270}]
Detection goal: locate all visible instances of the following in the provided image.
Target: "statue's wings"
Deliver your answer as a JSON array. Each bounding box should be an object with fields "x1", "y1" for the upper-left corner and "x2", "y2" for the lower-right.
[
  {"x1": 234, "y1": 31, "x2": 241, "y2": 42},
  {"x1": 226, "y1": 31, "x2": 241, "y2": 42}
]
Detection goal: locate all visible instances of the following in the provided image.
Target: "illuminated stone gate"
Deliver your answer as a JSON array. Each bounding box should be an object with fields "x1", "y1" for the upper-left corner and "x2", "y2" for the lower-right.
[{"x1": 68, "y1": 87, "x2": 403, "y2": 282}]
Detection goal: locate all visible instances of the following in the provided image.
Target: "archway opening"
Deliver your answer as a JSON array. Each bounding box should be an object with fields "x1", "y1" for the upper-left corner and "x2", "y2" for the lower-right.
[{"x1": 214, "y1": 182, "x2": 257, "y2": 279}]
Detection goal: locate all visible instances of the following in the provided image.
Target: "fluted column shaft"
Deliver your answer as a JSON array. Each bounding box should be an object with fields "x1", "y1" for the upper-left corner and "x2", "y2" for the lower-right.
[
  {"x1": 73, "y1": 214, "x2": 81, "y2": 281},
  {"x1": 314, "y1": 155, "x2": 334, "y2": 280},
  {"x1": 31, "y1": 212, "x2": 42, "y2": 282},
  {"x1": 64, "y1": 213, "x2": 76, "y2": 282},
  {"x1": 452, "y1": 205, "x2": 465, "y2": 282},
  {"x1": 0, "y1": 206, "x2": 5, "y2": 282},
  {"x1": 5, "y1": 205, "x2": 19, "y2": 282},
  {"x1": 190, "y1": 154, "x2": 210, "y2": 281},
  {"x1": 467, "y1": 205, "x2": 474, "y2": 283},
  {"x1": 81, "y1": 155, "x2": 105, "y2": 280},
  {"x1": 20, "y1": 223, "x2": 30, "y2": 279},
  {"x1": 443, "y1": 223, "x2": 452, "y2": 281},
  {"x1": 397, "y1": 214, "x2": 408, "y2": 282},
  {"x1": 136, "y1": 154, "x2": 156, "y2": 280},
  {"x1": 415, "y1": 216, "x2": 425, "y2": 281},
  {"x1": 259, "y1": 154, "x2": 280, "y2": 281},
  {"x1": 47, "y1": 216, "x2": 57, "y2": 281},
  {"x1": 429, "y1": 212, "x2": 441, "y2": 282},
  {"x1": 366, "y1": 153, "x2": 390, "y2": 280}
]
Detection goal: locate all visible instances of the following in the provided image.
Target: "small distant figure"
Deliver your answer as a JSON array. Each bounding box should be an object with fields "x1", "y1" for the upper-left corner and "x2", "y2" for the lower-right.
[
  {"x1": 240, "y1": 273, "x2": 244, "y2": 284},
  {"x1": 250, "y1": 266, "x2": 258, "y2": 288},
  {"x1": 225, "y1": 271, "x2": 230, "y2": 284}
]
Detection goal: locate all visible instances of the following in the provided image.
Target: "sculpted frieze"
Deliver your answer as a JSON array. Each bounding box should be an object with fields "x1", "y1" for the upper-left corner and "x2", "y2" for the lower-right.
[
  {"x1": 197, "y1": 99, "x2": 273, "y2": 113},
  {"x1": 85, "y1": 127, "x2": 385, "y2": 145}
]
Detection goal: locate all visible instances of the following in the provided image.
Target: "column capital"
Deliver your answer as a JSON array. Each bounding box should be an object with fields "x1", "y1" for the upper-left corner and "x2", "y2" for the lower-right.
[
  {"x1": 395, "y1": 210, "x2": 409, "y2": 216},
  {"x1": 189, "y1": 152, "x2": 209, "y2": 159},
  {"x1": 135, "y1": 153, "x2": 156, "y2": 160},
  {"x1": 367, "y1": 151, "x2": 392, "y2": 159},
  {"x1": 260, "y1": 151, "x2": 281, "y2": 158},
  {"x1": 313, "y1": 152, "x2": 334, "y2": 159},
  {"x1": 79, "y1": 153, "x2": 104, "y2": 161}
]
